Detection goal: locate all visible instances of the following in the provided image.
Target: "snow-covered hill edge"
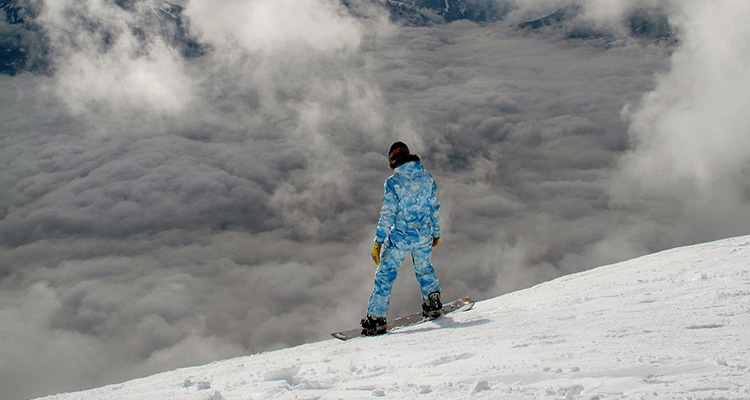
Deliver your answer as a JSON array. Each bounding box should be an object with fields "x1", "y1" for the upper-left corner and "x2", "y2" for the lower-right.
[{"x1": 38, "y1": 236, "x2": 750, "y2": 399}]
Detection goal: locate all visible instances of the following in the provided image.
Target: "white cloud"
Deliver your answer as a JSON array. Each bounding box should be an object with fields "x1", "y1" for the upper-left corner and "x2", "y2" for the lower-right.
[
  {"x1": 613, "y1": 0, "x2": 750, "y2": 242},
  {"x1": 184, "y1": 0, "x2": 363, "y2": 54},
  {"x1": 37, "y1": 0, "x2": 195, "y2": 117},
  {"x1": 54, "y1": 40, "x2": 193, "y2": 115}
]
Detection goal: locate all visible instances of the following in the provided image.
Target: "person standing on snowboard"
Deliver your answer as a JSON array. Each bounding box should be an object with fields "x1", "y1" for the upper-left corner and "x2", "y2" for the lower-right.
[{"x1": 361, "y1": 142, "x2": 443, "y2": 336}]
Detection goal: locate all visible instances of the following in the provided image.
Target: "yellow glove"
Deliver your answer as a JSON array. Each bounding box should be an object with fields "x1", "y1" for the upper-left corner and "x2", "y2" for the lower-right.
[
  {"x1": 372, "y1": 242, "x2": 382, "y2": 265},
  {"x1": 432, "y1": 237, "x2": 440, "y2": 247}
]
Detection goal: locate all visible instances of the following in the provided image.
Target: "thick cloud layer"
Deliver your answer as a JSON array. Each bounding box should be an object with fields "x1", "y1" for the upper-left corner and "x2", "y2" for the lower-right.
[
  {"x1": 613, "y1": 1, "x2": 750, "y2": 246},
  {"x1": 1, "y1": 1, "x2": 748, "y2": 399}
]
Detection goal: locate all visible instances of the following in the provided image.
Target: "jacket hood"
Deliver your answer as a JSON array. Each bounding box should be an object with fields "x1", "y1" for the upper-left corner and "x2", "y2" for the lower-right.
[{"x1": 395, "y1": 160, "x2": 424, "y2": 174}]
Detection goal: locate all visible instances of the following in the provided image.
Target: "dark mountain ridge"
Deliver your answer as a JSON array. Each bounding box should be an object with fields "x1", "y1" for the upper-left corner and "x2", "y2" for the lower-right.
[{"x1": 1, "y1": 0, "x2": 674, "y2": 76}]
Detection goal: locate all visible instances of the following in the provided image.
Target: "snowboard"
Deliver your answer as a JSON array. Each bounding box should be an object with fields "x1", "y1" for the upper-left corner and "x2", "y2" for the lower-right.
[{"x1": 331, "y1": 297, "x2": 475, "y2": 341}]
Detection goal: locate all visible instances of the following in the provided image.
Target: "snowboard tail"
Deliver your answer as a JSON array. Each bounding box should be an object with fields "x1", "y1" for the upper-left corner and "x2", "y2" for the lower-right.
[{"x1": 331, "y1": 297, "x2": 474, "y2": 341}]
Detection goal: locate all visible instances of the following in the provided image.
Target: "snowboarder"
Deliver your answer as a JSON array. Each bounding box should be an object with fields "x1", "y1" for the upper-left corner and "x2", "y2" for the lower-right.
[{"x1": 361, "y1": 142, "x2": 443, "y2": 336}]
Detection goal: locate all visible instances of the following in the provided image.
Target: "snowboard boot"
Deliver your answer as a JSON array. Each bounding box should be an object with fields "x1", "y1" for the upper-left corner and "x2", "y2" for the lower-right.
[
  {"x1": 360, "y1": 315, "x2": 387, "y2": 336},
  {"x1": 422, "y1": 291, "x2": 443, "y2": 318}
]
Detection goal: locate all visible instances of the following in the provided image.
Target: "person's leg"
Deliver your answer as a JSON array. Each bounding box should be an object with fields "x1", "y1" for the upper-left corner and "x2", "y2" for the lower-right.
[
  {"x1": 365, "y1": 240, "x2": 408, "y2": 318},
  {"x1": 411, "y1": 240, "x2": 442, "y2": 300}
]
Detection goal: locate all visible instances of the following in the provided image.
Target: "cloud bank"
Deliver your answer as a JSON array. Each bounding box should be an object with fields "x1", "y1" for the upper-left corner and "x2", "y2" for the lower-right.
[
  {"x1": 1, "y1": 1, "x2": 749, "y2": 399},
  {"x1": 614, "y1": 0, "x2": 750, "y2": 245}
]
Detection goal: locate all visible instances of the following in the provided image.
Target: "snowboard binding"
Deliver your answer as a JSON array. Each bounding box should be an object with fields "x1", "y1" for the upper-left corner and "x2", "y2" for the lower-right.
[
  {"x1": 421, "y1": 291, "x2": 443, "y2": 318},
  {"x1": 361, "y1": 315, "x2": 387, "y2": 336}
]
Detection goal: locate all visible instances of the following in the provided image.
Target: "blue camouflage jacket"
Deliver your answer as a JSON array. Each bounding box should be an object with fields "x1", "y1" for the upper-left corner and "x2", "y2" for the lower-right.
[{"x1": 374, "y1": 160, "x2": 441, "y2": 245}]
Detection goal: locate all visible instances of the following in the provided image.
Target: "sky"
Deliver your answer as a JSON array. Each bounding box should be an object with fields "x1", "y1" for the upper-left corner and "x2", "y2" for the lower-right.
[{"x1": 1, "y1": 0, "x2": 749, "y2": 399}]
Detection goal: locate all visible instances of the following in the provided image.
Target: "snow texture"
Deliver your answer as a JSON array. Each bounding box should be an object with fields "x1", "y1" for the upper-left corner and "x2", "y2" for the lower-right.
[{"x1": 37, "y1": 236, "x2": 750, "y2": 399}]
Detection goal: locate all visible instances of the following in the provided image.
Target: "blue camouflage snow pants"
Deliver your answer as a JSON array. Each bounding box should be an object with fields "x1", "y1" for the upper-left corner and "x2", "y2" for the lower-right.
[{"x1": 366, "y1": 230, "x2": 442, "y2": 319}]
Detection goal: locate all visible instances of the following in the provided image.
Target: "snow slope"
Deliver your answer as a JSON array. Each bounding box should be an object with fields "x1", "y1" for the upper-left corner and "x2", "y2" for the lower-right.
[{"x1": 38, "y1": 236, "x2": 750, "y2": 399}]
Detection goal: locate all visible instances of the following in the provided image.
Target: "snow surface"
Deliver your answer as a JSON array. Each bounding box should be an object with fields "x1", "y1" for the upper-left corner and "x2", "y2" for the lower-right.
[{"x1": 38, "y1": 236, "x2": 750, "y2": 399}]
